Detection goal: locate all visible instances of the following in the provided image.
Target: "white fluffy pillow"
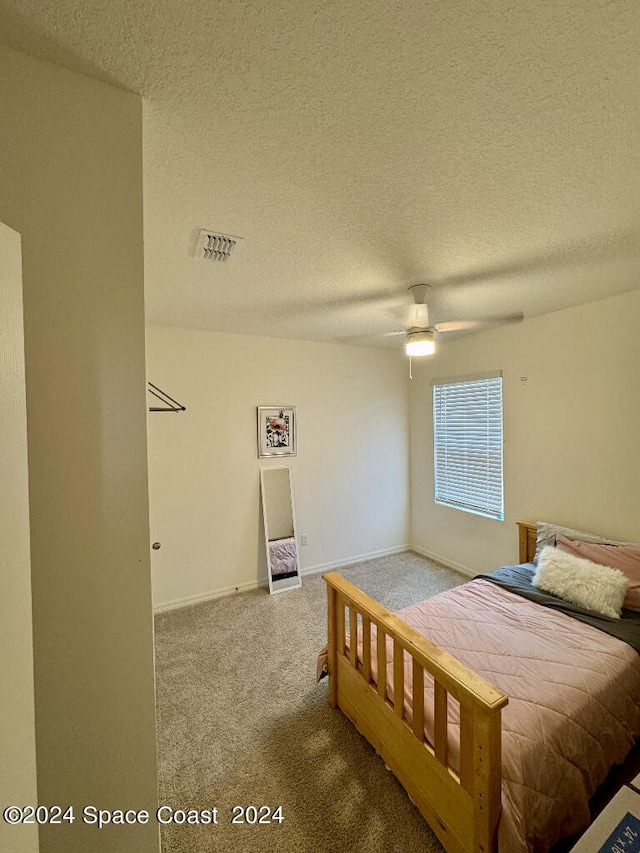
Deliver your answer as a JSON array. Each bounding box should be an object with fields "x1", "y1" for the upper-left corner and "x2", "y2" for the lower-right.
[{"x1": 533, "y1": 546, "x2": 629, "y2": 619}]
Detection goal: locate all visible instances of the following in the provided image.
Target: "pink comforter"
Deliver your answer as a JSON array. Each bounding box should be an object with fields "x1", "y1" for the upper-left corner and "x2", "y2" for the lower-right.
[{"x1": 389, "y1": 579, "x2": 640, "y2": 852}]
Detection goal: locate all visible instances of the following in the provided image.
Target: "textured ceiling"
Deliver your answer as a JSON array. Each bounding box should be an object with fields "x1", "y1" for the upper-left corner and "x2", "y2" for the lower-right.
[{"x1": 2, "y1": 0, "x2": 639, "y2": 348}]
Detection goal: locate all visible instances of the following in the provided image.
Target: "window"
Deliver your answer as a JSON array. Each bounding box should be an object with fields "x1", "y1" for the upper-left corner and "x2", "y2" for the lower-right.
[{"x1": 433, "y1": 372, "x2": 504, "y2": 521}]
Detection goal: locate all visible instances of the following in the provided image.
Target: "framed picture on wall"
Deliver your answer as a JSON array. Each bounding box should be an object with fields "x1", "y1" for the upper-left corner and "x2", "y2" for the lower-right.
[{"x1": 257, "y1": 406, "x2": 297, "y2": 457}]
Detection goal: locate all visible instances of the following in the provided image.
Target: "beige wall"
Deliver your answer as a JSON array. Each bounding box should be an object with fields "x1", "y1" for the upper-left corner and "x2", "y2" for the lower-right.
[
  {"x1": 0, "y1": 47, "x2": 159, "y2": 852},
  {"x1": 146, "y1": 325, "x2": 409, "y2": 609},
  {"x1": 410, "y1": 289, "x2": 640, "y2": 574},
  {"x1": 0, "y1": 222, "x2": 38, "y2": 853}
]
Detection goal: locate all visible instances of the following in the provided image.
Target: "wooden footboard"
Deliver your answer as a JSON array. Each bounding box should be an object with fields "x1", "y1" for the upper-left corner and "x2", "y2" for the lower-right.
[{"x1": 324, "y1": 572, "x2": 508, "y2": 853}]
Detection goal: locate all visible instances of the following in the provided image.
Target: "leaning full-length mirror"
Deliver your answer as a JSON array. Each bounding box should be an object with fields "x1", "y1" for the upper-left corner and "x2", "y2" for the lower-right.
[{"x1": 260, "y1": 466, "x2": 301, "y2": 594}]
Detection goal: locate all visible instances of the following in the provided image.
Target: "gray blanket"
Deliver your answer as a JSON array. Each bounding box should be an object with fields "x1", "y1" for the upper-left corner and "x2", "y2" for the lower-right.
[{"x1": 478, "y1": 563, "x2": 640, "y2": 655}]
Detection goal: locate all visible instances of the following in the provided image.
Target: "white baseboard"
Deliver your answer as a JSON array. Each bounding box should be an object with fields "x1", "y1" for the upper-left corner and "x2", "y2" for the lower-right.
[
  {"x1": 300, "y1": 544, "x2": 411, "y2": 578},
  {"x1": 409, "y1": 545, "x2": 475, "y2": 578},
  {"x1": 153, "y1": 544, "x2": 411, "y2": 614},
  {"x1": 153, "y1": 577, "x2": 268, "y2": 614}
]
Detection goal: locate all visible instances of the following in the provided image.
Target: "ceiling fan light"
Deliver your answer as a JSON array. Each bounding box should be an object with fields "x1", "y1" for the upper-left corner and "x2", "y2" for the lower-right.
[{"x1": 405, "y1": 330, "x2": 435, "y2": 357}]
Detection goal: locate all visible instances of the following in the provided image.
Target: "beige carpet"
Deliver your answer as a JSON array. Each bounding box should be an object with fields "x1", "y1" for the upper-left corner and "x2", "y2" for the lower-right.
[{"x1": 154, "y1": 551, "x2": 466, "y2": 853}]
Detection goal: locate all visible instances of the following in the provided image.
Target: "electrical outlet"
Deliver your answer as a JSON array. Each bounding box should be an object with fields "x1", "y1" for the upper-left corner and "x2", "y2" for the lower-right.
[{"x1": 300, "y1": 533, "x2": 309, "y2": 546}]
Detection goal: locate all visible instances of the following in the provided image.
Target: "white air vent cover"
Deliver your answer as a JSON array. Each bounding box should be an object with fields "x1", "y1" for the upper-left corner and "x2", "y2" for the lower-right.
[{"x1": 195, "y1": 230, "x2": 242, "y2": 262}]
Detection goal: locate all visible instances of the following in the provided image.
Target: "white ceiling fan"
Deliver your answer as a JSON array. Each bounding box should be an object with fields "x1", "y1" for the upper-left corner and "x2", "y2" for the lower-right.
[{"x1": 393, "y1": 284, "x2": 524, "y2": 357}]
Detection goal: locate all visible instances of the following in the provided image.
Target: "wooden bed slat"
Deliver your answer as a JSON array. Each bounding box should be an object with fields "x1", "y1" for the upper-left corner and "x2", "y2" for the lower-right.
[
  {"x1": 434, "y1": 681, "x2": 448, "y2": 765},
  {"x1": 393, "y1": 639, "x2": 404, "y2": 718},
  {"x1": 337, "y1": 594, "x2": 346, "y2": 657},
  {"x1": 412, "y1": 660, "x2": 425, "y2": 741},
  {"x1": 349, "y1": 606, "x2": 357, "y2": 668},
  {"x1": 459, "y1": 703, "x2": 474, "y2": 794},
  {"x1": 362, "y1": 616, "x2": 372, "y2": 683},
  {"x1": 376, "y1": 625, "x2": 387, "y2": 701}
]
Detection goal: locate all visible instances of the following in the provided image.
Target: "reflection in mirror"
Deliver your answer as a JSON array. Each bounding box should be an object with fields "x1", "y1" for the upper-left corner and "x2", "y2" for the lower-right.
[{"x1": 260, "y1": 466, "x2": 301, "y2": 594}]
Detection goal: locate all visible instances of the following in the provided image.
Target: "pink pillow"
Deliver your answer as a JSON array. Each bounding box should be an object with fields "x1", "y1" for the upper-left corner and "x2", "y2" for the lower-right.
[{"x1": 556, "y1": 533, "x2": 640, "y2": 612}]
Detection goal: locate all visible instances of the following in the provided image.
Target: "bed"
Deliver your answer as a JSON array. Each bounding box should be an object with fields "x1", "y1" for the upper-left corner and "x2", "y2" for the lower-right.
[{"x1": 321, "y1": 522, "x2": 640, "y2": 852}]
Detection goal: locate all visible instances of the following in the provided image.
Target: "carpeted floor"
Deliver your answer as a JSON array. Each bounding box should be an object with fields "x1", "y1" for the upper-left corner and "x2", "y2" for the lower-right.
[{"x1": 154, "y1": 551, "x2": 466, "y2": 853}]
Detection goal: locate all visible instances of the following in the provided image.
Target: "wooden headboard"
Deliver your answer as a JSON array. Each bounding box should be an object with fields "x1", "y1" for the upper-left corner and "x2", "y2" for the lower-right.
[{"x1": 517, "y1": 521, "x2": 537, "y2": 563}]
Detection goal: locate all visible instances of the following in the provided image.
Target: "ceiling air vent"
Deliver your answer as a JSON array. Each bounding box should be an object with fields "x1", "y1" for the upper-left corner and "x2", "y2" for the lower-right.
[{"x1": 195, "y1": 229, "x2": 242, "y2": 262}]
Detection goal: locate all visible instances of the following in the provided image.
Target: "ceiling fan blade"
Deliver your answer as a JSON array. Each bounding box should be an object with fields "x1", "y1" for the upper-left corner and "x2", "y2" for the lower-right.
[
  {"x1": 335, "y1": 329, "x2": 404, "y2": 344},
  {"x1": 434, "y1": 313, "x2": 524, "y2": 333}
]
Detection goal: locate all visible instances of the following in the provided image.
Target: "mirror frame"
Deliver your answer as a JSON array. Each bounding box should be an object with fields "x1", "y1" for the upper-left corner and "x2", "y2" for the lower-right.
[{"x1": 260, "y1": 466, "x2": 301, "y2": 594}]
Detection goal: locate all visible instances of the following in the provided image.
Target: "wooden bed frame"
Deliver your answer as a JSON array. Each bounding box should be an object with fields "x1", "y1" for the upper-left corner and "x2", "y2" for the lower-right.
[{"x1": 323, "y1": 521, "x2": 537, "y2": 853}]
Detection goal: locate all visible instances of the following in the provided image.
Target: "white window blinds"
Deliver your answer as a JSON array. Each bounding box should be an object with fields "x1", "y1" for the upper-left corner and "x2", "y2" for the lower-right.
[{"x1": 433, "y1": 373, "x2": 504, "y2": 521}]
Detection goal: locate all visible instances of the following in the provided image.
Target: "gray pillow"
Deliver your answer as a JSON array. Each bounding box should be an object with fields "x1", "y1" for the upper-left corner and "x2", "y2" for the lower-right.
[{"x1": 535, "y1": 521, "x2": 629, "y2": 562}]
